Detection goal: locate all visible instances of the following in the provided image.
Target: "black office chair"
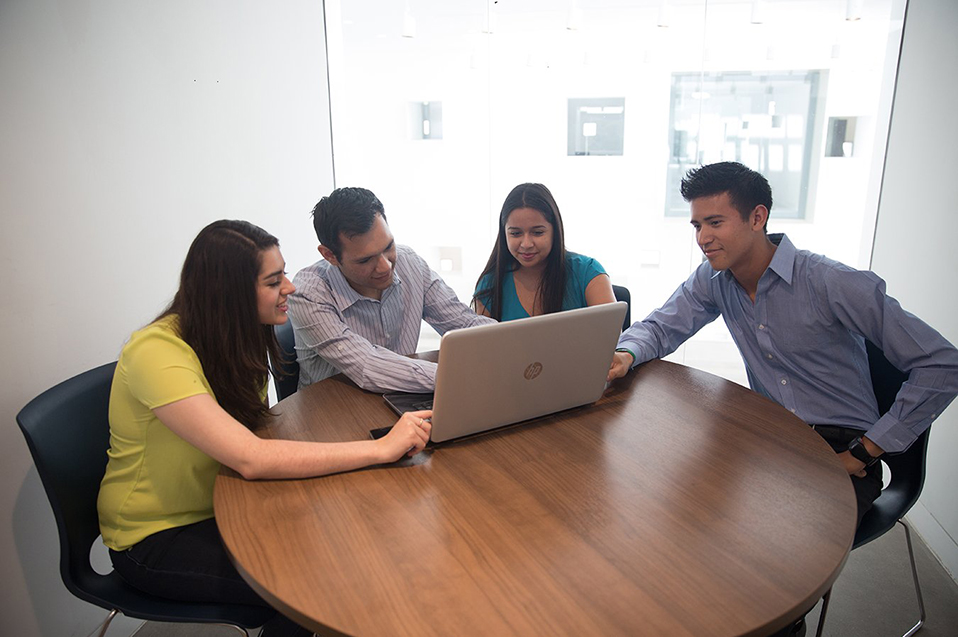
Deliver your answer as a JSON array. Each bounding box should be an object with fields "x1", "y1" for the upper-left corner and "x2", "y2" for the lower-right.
[
  {"x1": 815, "y1": 341, "x2": 927, "y2": 637},
  {"x1": 16, "y1": 363, "x2": 273, "y2": 637},
  {"x1": 612, "y1": 284, "x2": 632, "y2": 332},
  {"x1": 272, "y1": 320, "x2": 300, "y2": 401}
]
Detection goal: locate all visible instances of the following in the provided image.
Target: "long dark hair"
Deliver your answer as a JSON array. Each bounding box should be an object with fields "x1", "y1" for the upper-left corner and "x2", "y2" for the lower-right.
[
  {"x1": 157, "y1": 220, "x2": 282, "y2": 428},
  {"x1": 473, "y1": 183, "x2": 567, "y2": 320}
]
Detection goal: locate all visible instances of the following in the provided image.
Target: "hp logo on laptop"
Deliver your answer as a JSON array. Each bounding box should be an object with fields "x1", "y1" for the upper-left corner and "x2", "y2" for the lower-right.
[{"x1": 524, "y1": 362, "x2": 543, "y2": 380}]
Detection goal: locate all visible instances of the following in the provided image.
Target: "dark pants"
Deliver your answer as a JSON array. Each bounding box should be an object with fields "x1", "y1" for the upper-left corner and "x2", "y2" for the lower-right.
[
  {"x1": 110, "y1": 518, "x2": 311, "y2": 636},
  {"x1": 812, "y1": 424, "x2": 884, "y2": 528}
]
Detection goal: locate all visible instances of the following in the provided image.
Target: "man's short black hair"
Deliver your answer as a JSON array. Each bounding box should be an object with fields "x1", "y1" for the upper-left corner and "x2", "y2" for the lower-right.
[
  {"x1": 311, "y1": 187, "x2": 387, "y2": 260},
  {"x1": 680, "y1": 162, "x2": 773, "y2": 230}
]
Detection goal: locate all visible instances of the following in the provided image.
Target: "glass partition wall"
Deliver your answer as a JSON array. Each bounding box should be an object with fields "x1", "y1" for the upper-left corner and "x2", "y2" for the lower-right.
[{"x1": 325, "y1": 0, "x2": 906, "y2": 384}]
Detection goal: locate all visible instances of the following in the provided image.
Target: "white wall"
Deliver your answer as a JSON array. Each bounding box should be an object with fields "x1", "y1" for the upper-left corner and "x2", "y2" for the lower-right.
[
  {"x1": 0, "y1": 1, "x2": 334, "y2": 635},
  {"x1": 872, "y1": 0, "x2": 958, "y2": 580}
]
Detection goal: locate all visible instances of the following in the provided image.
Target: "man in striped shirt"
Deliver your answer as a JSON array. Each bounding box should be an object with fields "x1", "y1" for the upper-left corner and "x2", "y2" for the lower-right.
[{"x1": 288, "y1": 187, "x2": 495, "y2": 392}]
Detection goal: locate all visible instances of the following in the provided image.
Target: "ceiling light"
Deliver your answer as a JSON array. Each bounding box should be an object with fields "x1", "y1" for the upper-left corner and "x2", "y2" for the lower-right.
[
  {"x1": 402, "y1": 1, "x2": 416, "y2": 38},
  {"x1": 483, "y1": 0, "x2": 496, "y2": 34},
  {"x1": 846, "y1": 0, "x2": 864, "y2": 21},
  {"x1": 751, "y1": 0, "x2": 766, "y2": 25},
  {"x1": 402, "y1": 11, "x2": 416, "y2": 38},
  {"x1": 567, "y1": 8, "x2": 583, "y2": 31},
  {"x1": 657, "y1": 0, "x2": 670, "y2": 28}
]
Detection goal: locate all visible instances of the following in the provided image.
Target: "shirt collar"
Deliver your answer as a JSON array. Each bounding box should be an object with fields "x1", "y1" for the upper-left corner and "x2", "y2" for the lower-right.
[
  {"x1": 713, "y1": 232, "x2": 795, "y2": 286},
  {"x1": 325, "y1": 261, "x2": 403, "y2": 312},
  {"x1": 765, "y1": 233, "x2": 795, "y2": 285}
]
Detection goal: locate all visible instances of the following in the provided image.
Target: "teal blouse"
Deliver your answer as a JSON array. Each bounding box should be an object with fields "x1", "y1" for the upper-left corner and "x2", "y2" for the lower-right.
[{"x1": 475, "y1": 252, "x2": 607, "y2": 321}]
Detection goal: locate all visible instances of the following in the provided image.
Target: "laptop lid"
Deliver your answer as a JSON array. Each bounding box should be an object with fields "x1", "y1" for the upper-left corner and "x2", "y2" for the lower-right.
[{"x1": 428, "y1": 301, "x2": 627, "y2": 443}]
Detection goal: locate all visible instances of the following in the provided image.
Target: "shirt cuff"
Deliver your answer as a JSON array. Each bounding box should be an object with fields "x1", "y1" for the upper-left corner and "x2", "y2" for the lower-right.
[{"x1": 864, "y1": 412, "x2": 913, "y2": 454}]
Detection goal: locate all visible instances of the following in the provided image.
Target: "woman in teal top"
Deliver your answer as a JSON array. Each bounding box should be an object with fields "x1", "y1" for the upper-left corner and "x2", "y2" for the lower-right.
[{"x1": 473, "y1": 183, "x2": 615, "y2": 320}]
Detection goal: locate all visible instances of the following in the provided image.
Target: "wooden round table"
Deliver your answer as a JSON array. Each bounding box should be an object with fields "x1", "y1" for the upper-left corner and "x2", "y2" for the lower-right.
[{"x1": 214, "y1": 359, "x2": 856, "y2": 636}]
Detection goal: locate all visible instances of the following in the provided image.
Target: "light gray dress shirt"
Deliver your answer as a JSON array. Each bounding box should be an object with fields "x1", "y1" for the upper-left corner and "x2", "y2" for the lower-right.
[
  {"x1": 617, "y1": 234, "x2": 958, "y2": 453},
  {"x1": 289, "y1": 245, "x2": 495, "y2": 393}
]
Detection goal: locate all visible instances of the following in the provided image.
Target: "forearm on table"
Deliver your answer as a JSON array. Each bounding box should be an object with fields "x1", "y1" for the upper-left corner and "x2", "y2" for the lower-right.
[
  {"x1": 349, "y1": 349, "x2": 437, "y2": 392},
  {"x1": 236, "y1": 437, "x2": 385, "y2": 480},
  {"x1": 307, "y1": 330, "x2": 437, "y2": 392},
  {"x1": 154, "y1": 394, "x2": 391, "y2": 481}
]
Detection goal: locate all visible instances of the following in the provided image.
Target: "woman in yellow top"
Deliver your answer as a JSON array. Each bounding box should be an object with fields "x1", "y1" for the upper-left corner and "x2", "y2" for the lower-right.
[{"x1": 97, "y1": 220, "x2": 431, "y2": 636}]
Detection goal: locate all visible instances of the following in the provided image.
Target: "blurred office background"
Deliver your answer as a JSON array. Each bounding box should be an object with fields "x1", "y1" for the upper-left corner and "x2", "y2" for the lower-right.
[
  {"x1": 326, "y1": 0, "x2": 906, "y2": 383},
  {"x1": 1, "y1": 1, "x2": 955, "y2": 635}
]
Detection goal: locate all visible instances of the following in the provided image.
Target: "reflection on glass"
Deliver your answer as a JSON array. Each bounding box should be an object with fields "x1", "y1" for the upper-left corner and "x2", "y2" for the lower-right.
[
  {"x1": 825, "y1": 116, "x2": 857, "y2": 157},
  {"x1": 326, "y1": 0, "x2": 906, "y2": 385},
  {"x1": 567, "y1": 98, "x2": 625, "y2": 156},
  {"x1": 409, "y1": 101, "x2": 443, "y2": 140},
  {"x1": 666, "y1": 71, "x2": 823, "y2": 219}
]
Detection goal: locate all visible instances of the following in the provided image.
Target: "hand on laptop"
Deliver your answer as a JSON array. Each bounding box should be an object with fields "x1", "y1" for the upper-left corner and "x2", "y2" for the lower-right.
[
  {"x1": 377, "y1": 410, "x2": 433, "y2": 462},
  {"x1": 607, "y1": 351, "x2": 633, "y2": 382}
]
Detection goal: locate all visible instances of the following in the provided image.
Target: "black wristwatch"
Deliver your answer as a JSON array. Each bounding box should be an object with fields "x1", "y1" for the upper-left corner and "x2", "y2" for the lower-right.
[{"x1": 847, "y1": 437, "x2": 881, "y2": 466}]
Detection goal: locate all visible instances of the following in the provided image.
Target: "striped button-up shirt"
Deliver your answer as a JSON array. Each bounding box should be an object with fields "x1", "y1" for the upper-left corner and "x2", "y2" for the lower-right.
[
  {"x1": 289, "y1": 245, "x2": 495, "y2": 392},
  {"x1": 617, "y1": 234, "x2": 958, "y2": 453}
]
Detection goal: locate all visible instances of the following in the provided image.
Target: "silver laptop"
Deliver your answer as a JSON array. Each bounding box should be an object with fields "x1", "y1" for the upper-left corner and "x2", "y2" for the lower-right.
[{"x1": 381, "y1": 301, "x2": 627, "y2": 444}]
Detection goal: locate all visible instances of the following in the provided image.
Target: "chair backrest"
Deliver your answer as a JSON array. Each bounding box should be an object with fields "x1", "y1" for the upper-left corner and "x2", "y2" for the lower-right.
[
  {"x1": 17, "y1": 363, "x2": 276, "y2": 627},
  {"x1": 612, "y1": 284, "x2": 631, "y2": 332},
  {"x1": 855, "y1": 341, "x2": 928, "y2": 547},
  {"x1": 272, "y1": 320, "x2": 299, "y2": 401},
  {"x1": 16, "y1": 362, "x2": 117, "y2": 603},
  {"x1": 866, "y1": 340, "x2": 909, "y2": 418}
]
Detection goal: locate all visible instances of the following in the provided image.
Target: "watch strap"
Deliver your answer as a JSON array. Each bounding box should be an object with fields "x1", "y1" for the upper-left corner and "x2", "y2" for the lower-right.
[{"x1": 847, "y1": 437, "x2": 880, "y2": 466}]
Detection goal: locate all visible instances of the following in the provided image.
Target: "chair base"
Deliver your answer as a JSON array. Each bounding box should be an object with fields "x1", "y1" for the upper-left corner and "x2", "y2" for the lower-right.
[
  {"x1": 900, "y1": 520, "x2": 926, "y2": 637},
  {"x1": 98, "y1": 608, "x2": 251, "y2": 637},
  {"x1": 814, "y1": 519, "x2": 925, "y2": 637},
  {"x1": 95, "y1": 609, "x2": 118, "y2": 637}
]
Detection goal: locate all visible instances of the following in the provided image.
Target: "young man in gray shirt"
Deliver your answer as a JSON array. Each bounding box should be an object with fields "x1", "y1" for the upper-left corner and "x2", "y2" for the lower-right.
[{"x1": 610, "y1": 162, "x2": 958, "y2": 528}]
